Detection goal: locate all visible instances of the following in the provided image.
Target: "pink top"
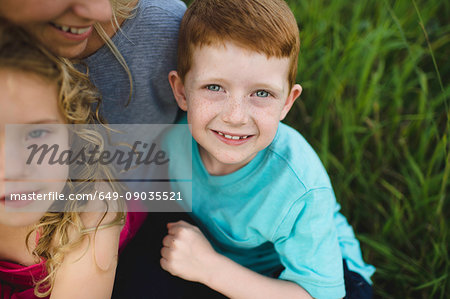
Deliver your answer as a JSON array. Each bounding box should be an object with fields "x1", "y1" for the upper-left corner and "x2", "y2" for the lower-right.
[{"x1": 0, "y1": 212, "x2": 147, "y2": 299}]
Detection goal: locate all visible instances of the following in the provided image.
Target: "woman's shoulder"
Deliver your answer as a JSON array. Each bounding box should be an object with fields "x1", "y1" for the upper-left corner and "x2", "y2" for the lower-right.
[{"x1": 138, "y1": 0, "x2": 186, "y2": 17}]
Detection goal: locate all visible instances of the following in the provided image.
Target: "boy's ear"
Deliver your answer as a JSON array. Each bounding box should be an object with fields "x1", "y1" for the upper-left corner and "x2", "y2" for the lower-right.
[
  {"x1": 168, "y1": 70, "x2": 188, "y2": 111},
  {"x1": 280, "y1": 84, "x2": 302, "y2": 120}
]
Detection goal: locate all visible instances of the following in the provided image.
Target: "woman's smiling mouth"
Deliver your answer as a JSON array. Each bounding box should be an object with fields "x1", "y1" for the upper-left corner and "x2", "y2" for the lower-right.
[{"x1": 50, "y1": 22, "x2": 92, "y2": 35}]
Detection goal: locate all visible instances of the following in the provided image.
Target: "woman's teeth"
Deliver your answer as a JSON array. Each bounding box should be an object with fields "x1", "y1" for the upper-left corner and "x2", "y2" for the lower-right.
[
  {"x1": 217, "y1": 131, "x2": 249, "y2": 140},
  {"x1": 53, "y1": 23, "x2": 90, "y2": 35}
]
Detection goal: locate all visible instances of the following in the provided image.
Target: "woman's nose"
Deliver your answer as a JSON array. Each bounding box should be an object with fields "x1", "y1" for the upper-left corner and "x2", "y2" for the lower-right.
[{"x1": 71, "y1": 0, "x2": 113, "y2": 23}]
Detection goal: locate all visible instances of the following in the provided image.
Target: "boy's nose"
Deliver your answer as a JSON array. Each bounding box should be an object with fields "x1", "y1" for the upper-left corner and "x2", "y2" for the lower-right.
[
  {"x1": 72, "y1": 0, "x2": 113, "y2": 23},
  {"x1": 221, "y1": 96, "x2": 249, "y2": 125}
]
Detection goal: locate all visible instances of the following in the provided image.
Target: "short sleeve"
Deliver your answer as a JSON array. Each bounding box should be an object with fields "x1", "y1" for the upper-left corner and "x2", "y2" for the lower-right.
[{"x1": 273, "y1": 188, "x2": 345, "y2": 299}]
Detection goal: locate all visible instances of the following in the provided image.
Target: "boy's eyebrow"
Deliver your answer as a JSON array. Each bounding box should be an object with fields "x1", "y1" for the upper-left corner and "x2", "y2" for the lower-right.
[
  {"x1": 193, "y1": 76, "x2": 224, "y2": 83},
  {"x1": 253, "y1": 83, "x2": 285, "y2": 94}
]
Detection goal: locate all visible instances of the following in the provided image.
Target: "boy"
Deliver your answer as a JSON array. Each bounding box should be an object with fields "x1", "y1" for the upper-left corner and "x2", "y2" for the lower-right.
[{"x1": 160, "y1": 0, "x2": 375, "y2": 298}]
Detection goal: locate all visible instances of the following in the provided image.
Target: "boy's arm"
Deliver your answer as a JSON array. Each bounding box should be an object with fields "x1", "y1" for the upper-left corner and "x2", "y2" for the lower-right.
[
  {"x1": 160, "y1": 221, "x2": 313, "y2": 299},
  {"x1": 273, "y1": 189, "x2": 346, "y2": 299}
]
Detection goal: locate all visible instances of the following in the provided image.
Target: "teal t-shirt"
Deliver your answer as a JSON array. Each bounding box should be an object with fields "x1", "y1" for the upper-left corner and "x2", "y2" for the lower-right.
[{"x1": 163, "y1": 117, "x2": 375, "y2": 299}]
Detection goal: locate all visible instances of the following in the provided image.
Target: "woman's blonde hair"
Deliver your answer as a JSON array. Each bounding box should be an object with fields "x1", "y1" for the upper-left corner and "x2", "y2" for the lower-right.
[
  {"x1": 0, "y1": 19, "x2": 125, "y2": 297},
  {"x1": 93, "y1": 0, "x2": 138, "y2": 105}
]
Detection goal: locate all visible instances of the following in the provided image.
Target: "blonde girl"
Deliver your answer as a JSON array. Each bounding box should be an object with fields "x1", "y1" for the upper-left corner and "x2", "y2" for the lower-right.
[
  {"x1": 0, "y1": 0, "x2": 186, "y2": 297},
  {"x1": 0, "y1": 21, "x2": 139, "y2": 299}
]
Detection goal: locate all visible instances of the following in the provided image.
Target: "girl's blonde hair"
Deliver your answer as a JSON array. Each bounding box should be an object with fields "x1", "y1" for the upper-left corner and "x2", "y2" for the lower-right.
[{"x1": 0, "y1": 19, "x2": 125, "y2": 297}]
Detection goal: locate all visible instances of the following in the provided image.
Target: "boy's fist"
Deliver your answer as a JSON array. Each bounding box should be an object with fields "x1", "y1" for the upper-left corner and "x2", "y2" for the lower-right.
[{"x1": 160, "y1": 220, "x2": 218, "y2": 283}]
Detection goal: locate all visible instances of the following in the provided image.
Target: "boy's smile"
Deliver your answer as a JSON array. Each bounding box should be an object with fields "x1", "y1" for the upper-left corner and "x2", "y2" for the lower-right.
[{"x1": 169, "y1": 42, "x2": 302, "y2": 175}]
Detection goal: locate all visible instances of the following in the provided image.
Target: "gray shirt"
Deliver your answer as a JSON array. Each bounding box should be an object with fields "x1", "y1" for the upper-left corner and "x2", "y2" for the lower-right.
[{"x1": 83, "y1": 0, "x2": 186, "y2": 124}]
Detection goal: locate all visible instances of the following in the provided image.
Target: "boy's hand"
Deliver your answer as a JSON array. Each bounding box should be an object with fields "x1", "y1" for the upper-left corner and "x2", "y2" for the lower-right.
[
  {"x1": 160, "y1": 220, "x2": 218, "y2": 283},
  {"x1": 160, "y1": 221, "x2": 313, "y2": 299}
]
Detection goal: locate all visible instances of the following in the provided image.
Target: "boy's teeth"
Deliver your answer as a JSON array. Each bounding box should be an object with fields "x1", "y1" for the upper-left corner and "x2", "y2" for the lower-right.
[{"x1": 217, "y1": 131, "x2": 249, "y2": 140}]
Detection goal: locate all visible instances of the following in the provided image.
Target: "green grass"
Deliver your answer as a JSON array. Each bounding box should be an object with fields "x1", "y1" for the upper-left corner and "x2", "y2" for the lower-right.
[
  {"x1": 183, "y1": 0, "x2": 449, "y2": 297},
  {"x1": 285, "y1": 0, "x2": 449, "y2": 297}
]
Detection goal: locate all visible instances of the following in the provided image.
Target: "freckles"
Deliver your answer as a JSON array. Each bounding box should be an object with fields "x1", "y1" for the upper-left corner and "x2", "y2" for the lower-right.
[
  {"x1": 199, "y1": 103, "x2": 208, "y2": 114},
  {"x1": 194, "y1": 101, "x2": 214, "y2": 116}
]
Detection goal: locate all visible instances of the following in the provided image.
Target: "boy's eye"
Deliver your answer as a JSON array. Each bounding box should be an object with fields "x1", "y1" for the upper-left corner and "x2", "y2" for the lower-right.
[
  {"x1": 206, "y1": 84, "x2": 222, "y2": 92},
  {"x1": 255, "y1": 90, "x2": 270, "y2": 98},
  {"x1": 27, "y1": 129, "x2": 49, "y2": 140}
]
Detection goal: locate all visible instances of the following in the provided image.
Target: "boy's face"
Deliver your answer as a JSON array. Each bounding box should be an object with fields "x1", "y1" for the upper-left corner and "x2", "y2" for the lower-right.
[{"x1": 169, "y1": 42, "x2": 302, "y2": 175}]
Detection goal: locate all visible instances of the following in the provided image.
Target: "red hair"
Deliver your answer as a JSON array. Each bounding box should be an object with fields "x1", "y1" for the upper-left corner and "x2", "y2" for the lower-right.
[{"x1": 177, "y1": 0, "x2": 300, "y2": 88}]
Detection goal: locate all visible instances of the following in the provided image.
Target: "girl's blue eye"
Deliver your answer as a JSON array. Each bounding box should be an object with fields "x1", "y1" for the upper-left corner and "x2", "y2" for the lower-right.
[
  {"x1": 255, "y1": 90, "x2": 270, "y2": 97},
  {"x1": 27, "y1": 129, "x2": 48, "y2": 139},
  {"x1": 206, "y1": 84, "x2": 221, "y2": 92}
]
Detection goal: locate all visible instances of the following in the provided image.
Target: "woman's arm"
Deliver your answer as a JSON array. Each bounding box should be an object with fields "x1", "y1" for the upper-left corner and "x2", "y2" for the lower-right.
[{"x1": 160, "y1": 221, "x2": 313, "y2": 299}]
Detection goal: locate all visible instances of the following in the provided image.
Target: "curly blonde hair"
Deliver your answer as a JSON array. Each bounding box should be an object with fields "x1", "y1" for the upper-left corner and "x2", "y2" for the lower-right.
[{"x1": 0, "y1": 19, "x2": 125, "y2": 297}]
